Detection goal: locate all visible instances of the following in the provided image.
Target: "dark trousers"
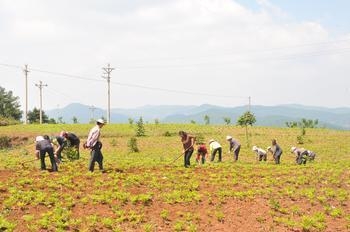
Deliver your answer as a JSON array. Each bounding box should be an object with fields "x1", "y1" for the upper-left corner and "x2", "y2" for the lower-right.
[
  {"x1": 274, "y1": 151, "x2": 282, "y2": 164},
  {"x1": 233, "y1": 145, "x2": 241, "y2": 161},
  {"x1": 40, "y1": 147, "x2": 58, "y2": 172},
  {"x1": 196, "y1": 153, "x2": 206, "y2": 164},
  {"x1": 211, "y1": 147, "x2": 222, "y2": 162},
  {"x1": 89, "y1": 145, "x2": 103, "y2": 172},
  {"x1": 296, "y1": 151, "x2": 308, "y2": 165},
  {"x1": 258, "y1": 154, "x2": 267, "y2": 161},
  {"x1": 184, "y1": 149, "x2": 194, "y2": 167}
]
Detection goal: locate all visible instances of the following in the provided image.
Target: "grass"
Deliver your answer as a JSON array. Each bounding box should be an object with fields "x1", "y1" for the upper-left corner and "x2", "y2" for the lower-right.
[{"x1": 0, "y1": 124, "x2": 350, "y2": 231}]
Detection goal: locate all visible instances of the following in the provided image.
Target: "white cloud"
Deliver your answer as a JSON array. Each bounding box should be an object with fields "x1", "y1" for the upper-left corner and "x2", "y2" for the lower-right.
[{"x1": 0, "y1": 0, "x2": 349, "y2": 110}]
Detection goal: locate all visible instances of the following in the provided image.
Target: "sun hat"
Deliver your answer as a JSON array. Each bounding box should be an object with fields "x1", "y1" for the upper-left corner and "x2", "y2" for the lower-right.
[
  {"x1": 209, "y1": 139, "x2": 215, "y2": 144},
  {"x1": 35, "y1": 136, "x2": 44, "y2": 142},
  {"x1": 226, "y1": 135, "x2": 232, "y2": 140},
  {"x1": 96, "y1": 118, "x2": 105, "y2": 124},
  {"x1": 252, "y1": 146, "x2": 258, "y2": 151}
]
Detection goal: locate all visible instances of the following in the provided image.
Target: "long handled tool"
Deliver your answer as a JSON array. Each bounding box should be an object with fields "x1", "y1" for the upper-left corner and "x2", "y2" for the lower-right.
[
  {"x1": 20, "y1": 158, "x2": 38, "y2": 167},
  {"x1": 169, "y1": 146, "x2": 194, "y2": 165},
  {"x1": 169, "y1": 151, "x2": 185, "y2": 165}
]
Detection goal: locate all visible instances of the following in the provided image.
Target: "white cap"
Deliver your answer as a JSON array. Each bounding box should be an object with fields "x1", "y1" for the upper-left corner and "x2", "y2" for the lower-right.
[
  {"x1": 267, "y1": 146, "x2": 271, "y2": 150},
  {"x1": 252, "y1": 146, "x2": 258, "y2": 151},
  {"x1": 209, "y1": 139, "x2": 215, "y2": 144},
  {"x1": 35, "y1": 136, "x2": 44, "y2": 142},
  {"x1": 96, "y1": 118, "x2": 105, "y2": 124},
  {"x1": 226, "y1": 135, "x2": 232, "y2": 140},
  {"x1": 291, "y1": 146, "x2": 296, "y2": 152}
]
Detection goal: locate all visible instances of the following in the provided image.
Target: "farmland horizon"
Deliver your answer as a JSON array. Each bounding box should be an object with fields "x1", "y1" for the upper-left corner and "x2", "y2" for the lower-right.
[{"x1": 45, "y1": 102, "x2": 350, "y2": 130}]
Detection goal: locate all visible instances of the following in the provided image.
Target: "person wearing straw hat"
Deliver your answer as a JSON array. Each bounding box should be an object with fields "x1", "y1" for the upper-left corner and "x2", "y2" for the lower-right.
[
  {"x1": 35, "y1": 135, "x2": 58, "y2": 172},
  {"x1": 209, "y1": 139, "x2": 222, "y2": 162},
  {"x1": 252, "y1": 145, "x2": 267, "y2": 162},
  {"x1": 226, "y1": 135, "x2": 241, "y2": 162},
  {"x1": 86, "y1": 118, "x2": 105, "y2": 172}
]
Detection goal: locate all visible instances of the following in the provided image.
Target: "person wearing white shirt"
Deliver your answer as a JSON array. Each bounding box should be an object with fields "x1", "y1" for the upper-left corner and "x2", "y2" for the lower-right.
[
  {"x1": 252, "y1": 146, "x2": 267, "y2": 162},
  {"x1": 209, "y1": 139, "x2": 222, "y2": 162},
  {"x1": 86, "y1": 119, "x2": 105, "y2": 172}
]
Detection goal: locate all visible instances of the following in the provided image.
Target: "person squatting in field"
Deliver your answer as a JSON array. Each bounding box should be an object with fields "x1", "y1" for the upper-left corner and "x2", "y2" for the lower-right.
[
  {"x1": 85, "y1": 119, "x2": 105, "y2": 172},
  {"x1": 226, "y1": 135, "x2": 241, "y2": 162},
  {"x1": 252, "y1": 146, "x2": 267, "y2": 161},
  {"x1": 35, "y1": 135, "x2": 58, "y2": 172},
  {"x1": 178, "y1": 131, "x2": 196, "y2": 168},
  {"x1": 196, "y1": 142, "x2": 208, "y2": 164},
  {"x1": 291, "y1": 147, "x2": 316, "y2": 164},
  {"x1": 209, "y1": 139, "x2": 222, "y2": 162},
  {"x1": 271, "y1": 139, "x2": 283, "y2": 164}
]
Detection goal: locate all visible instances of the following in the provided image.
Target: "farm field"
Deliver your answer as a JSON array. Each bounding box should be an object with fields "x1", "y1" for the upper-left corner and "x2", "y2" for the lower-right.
[{"x1": 0, "y1": 124, "x2": 350, "y2": 232}]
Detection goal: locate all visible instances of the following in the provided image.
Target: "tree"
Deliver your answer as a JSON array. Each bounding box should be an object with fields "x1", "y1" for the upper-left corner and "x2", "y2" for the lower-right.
[
  {"x1": 0, "y1": 86, "x2": 22, "y2": 120},
  {"x1": 223, "y1": 117, "x2": 231, "y2": 125},
  {"x1": 154, "y1": 118, "x2": 160, "y2": 125},
  {"x1": 237, "y1": 111, "x2": 256, "y2": 147},
  {"x1": 190, "y1": 120, "x2": 196, "y2": 124},
  {"x1": 58, "y1": 117, "x2": 65, "y2": 124},
  {"x1": 28, "y1": 107, "x2": 49, "y2": 124},
  {"x1": 285, "y1": 121, "x2": 298, "y2": 128},
  {"x1": 135, "y1": 117, "x2": 146, "y2": 137},
  {"x1": 72, "y1": 116, "x2": 78, "y2": 124},
  {"x1": 128, "y1": 118, "x2": 134, "y2": 126},
  {"x1": 48, "y1": 118, "x2": 56, "y2": 124},
  {"x1": 204, "y1": 115, "x2": 210, "y2": 125}
]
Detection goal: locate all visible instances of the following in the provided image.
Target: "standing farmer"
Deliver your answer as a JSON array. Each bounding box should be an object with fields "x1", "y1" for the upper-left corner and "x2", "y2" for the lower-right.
[
  {"x1": 35, "y1": 135, "x2": 58, "y2": 172},
  {"x1": 226, "y1": 135, "x2": 241, "y2": 162},
  {"x1": 209, "y1": 139, "x2": 222, "y2": 162},
  {"x1": 86, "y1": 119, "x2": 105, "y2": 172},
  {"x1": 178, "y1": 131, "x2": 196, "y2": 168},
  {"x1": 271, "y1": 139, "x2": 283, "y2": 164}
]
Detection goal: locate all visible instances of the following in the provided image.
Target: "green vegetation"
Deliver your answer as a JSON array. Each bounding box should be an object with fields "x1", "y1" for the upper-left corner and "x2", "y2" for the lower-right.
[{"x1": 0, "y1": 123, "x2": 349, "y2": 231}]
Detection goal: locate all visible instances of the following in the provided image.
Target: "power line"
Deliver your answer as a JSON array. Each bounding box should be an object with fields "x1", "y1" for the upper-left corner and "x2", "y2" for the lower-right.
[
  {"x1": 119, "y1": 46, "x2": 350, "y2": 70},
  {"x1": 110, "y1": 81, "x2": 247, "y2": 99},
  {"x1": 115, "y1": 38, "x2": 350, "y2": 64}
]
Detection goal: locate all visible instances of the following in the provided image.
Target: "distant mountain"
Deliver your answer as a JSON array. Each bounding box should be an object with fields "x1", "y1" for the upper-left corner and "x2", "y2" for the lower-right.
[
  {"x1": 46, "y1": 103, "x2": 350, "y2": 129},
  {"x1": 46, "y1": 103, "x2": 129, "y2": 124}
]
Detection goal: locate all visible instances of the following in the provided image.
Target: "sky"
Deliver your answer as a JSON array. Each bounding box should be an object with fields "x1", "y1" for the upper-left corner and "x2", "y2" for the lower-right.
[{"x1": 0, "y1": 0, "x2": 350, "y2": 112}]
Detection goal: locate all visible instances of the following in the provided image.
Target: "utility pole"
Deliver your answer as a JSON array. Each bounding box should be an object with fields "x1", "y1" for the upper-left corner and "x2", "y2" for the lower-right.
[
  {"x1": 102, "y1": 64, "x2": 114, "y2": 124},
  {"x1": 23, "y1": 64, "x2": 29, "y2": 124},
  {"x1": 89, "y1": 105, "x2": 96, "y2": 121},
  {"x1": 35, "y1": 81, "x2": 47, "y2": 124},
  {"x1": 248, "y1": 96, "x2": 251, "y2": 112}
]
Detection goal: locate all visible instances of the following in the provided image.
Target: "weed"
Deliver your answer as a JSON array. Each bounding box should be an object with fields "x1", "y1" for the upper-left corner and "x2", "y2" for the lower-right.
[
  {"x1": 128, "y1": 137, "x2": 139, "y2": 153},
  {"x1": 160, "y1": 209, "x2": 170, "y2": 221}
]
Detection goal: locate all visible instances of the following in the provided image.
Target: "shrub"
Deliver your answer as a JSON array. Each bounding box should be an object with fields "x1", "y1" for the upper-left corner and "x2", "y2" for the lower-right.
[
  {"x1": 0, "y1": 136, "x2": 11, "y2": 149},
  {"x1": 163, "y1": 131, "x2": 173, "y2": 137},
  {"x1": 128, "y1": 137, "x2": 139, "y2": 153},
  {"x1": 135, "y1": 117, "x2": 146, "y2": 137}
]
